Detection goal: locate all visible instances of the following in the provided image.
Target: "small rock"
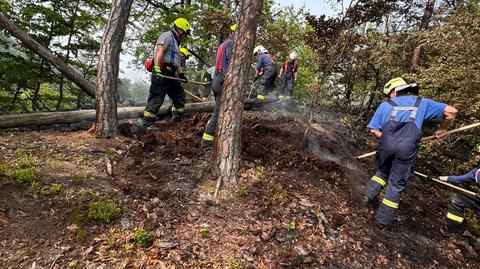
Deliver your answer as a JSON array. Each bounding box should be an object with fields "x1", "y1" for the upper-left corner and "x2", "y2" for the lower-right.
[{"x1": 120, "y1": 217, "x2": 130, "y2": 229}]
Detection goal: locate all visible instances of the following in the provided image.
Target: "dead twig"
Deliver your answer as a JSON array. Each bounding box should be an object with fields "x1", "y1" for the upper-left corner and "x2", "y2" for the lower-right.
[{"x1": 49, "y1": 254, "x2": 62, "y2": 269}]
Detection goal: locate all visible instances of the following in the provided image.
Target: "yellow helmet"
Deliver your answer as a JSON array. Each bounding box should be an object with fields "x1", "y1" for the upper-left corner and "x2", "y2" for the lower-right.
[
  {"x1": 179, "y1": 47, "x2": 190, "y2": 58},
  {"x1": 383, "y1": 77, "x2": 407, "y2": 95},
  {"x1": 230, "y1": 24, "x2": 237, "y2": 31},
  {"x1": 173, "y1": 18, "x2": 191, "y2": 34}
]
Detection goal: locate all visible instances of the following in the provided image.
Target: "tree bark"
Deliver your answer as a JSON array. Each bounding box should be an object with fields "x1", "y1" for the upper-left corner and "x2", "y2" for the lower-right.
[
  {"x1": 92, "y1": 0, "x2": 134, "y2": 138},
  {"x1": 411, "y1": 0, "x2": 436, "y2": 72},
  {"x1": 213, "y1": 0, "x2": 264, "y2": 192},
  {"x1": 0, "y1": 12, "x2": 96, "y2": 97}
]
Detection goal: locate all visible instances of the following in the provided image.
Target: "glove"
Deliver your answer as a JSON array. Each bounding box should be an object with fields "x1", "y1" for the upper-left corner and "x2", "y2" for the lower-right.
[
  {"x1": 153, "y1": 65, "x2": 161, "y2": 75},
  {"x1": 178, "y1": 73, "x2": 188, "y2": 82}
]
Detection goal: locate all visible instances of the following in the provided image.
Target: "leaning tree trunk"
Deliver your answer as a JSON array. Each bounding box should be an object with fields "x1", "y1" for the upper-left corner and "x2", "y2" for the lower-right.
[
  {"x1": 0, "y1": 12, "x2": 96, "y2": 97},
  {"x1": 213, "y1": 0, "x2": 264, "y2": 194},
  {"x1": 411, "y1": 0, "x2": 436, "y2": 72},
  {"x1": 92, "y1": 0, "x2": 134, "y2": 138}
]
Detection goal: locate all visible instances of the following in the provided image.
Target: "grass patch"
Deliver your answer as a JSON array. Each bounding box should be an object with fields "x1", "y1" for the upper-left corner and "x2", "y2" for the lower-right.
[
  {"x1": 238, "y1": 187, "x2": 249, "y2": 198},
  {"x1": 0, "y1": 163, "x2": 8, "y2": 174},
  {"x1": 200, "y1": 227, "x2": 210, "y2": 239},
  {"x1": 87, "y1": 200, "x2": 121, "y2": 223},
  {"x1": 15, "y1": 149, "x2": 36, "y2": 168},
  {"x1": 8, "y1": 168, "x2": 37, "y2": 185},
  {"x1": 71, "y1": 172, "x2": 86, "y2": 183},
  {"x1": 28, "y1": 182, "x2": 61, "y2": 197},
  {"x1": 46, "y1": 160, "x2": 65, "y2": 168},
  {"x1": 225, "y1": 256, "x2": 246, "y2": 269},
  {"x1": 133, "y1": 228, "x2": 154, "y2": 247}
]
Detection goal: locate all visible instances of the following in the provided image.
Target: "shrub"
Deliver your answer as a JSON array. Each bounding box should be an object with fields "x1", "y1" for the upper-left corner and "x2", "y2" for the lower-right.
[
  {"x1": 133, "y1": 228, "x2": 154, "y2": 247},
  {"x1": 87, "y1": 200, "x2": 121, "y2": 223}
]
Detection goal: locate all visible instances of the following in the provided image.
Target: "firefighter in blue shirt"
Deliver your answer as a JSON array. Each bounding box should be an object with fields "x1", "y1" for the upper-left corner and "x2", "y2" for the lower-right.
[
  {"x1": 362, "y1": 77, "x2": 458, "y2": 228},
  {"x1": 439, "y1": 149, "x2": 480, "y2": 231},
  {"x1": 253, "y1": 45, "x2": 277, "y2": 100}
]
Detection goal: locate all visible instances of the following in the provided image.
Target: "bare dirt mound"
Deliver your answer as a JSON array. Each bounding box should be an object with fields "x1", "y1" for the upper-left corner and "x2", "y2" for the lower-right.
[{"x1": 0, "y1": 111, "x2": 478, "y2": 268}]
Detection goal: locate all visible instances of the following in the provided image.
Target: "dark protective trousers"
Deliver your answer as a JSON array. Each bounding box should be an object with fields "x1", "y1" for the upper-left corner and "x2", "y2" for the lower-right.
[
  {"x1": 362, "y1": 97, "x2": 423, "y2": 226},
  {"x1": 446, "y1": 192, "x2": 480, "y2": 228},
  {"x1": 201, "y1": 71, "x2": 224, "y2": 146},
  {"x1": 143, "y1": 69, "x2": 186, "y2": 124},
  {"x1": 257, "y1": 64, "x2": 277, "y2": 99},
  {"x1": 279, "y1": 75, "x2": 294, "y2": 96}
]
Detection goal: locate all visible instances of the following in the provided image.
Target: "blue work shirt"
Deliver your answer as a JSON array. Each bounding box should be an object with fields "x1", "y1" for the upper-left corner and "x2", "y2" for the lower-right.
[
  {"x1": 256, "y1": 53, "x2": 274, "y2": 71},
  {"x1": 368, "y1": 95, "x2": 447, "y2": 130},
  {"x1": 448, "y1": 167, "x2": 480, "y2": 184},
  {"x1": 214, "y1": 37, "x2": 234, "y2": 72}
]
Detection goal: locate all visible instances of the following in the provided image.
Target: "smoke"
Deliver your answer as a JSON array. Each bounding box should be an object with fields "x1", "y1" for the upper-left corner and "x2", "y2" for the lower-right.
[{"x1": 259, "y1": 98, "x2": 369, "y2": 197}]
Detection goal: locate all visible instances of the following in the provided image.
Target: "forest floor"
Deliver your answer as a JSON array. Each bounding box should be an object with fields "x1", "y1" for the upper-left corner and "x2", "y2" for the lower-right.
[{"x1": 0, "y1": 101, "x2": 479, "y2": 268}]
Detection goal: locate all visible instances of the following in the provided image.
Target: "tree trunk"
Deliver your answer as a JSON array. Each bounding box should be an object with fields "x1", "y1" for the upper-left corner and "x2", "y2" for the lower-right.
[
  {"x1": 92, "y1": 0, "x2": 133, "y2": 138},
  {"x1": 0, "y1": 12, "x2": 96, "y2": 97},
  {"x1": 0, "y1": 99, "x2": 274, "y2": 129},
  {"x1": 411, "y1": 0, "x2": 436, "y2": 72},
  {"x1": 213, "y1": 0, "x2": 264, "y2": 192},
  {"x1": 216, "y1": 0, "x2": 232, "y2": 46}
]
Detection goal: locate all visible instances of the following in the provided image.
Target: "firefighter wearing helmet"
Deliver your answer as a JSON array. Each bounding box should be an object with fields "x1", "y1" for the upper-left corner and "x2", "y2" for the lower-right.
[
  {"x1": 142, "y1": 18, "x2": 191, "y2": 127},
  {"x1": 361, "y1": 77, "x2": 458, "y2": 228},
  {"x1": 253, "y1": 45, "x2": 278, "y2": 100},
  {"x1": 278, "y1": 52, "x2": 299, "y2": 98},
  {"x1": 200, "y1": 23, "x2": 237, "y2": 148}
]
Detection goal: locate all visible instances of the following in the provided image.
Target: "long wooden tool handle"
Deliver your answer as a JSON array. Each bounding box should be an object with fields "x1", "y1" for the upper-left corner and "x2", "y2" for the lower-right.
[
  {"x1": 354, "y1": 122, "x2": 480, "y2": 159},
  {"x1": 421, "y1": 122, "x2": 480, "y2": 141},
  {"x1": 414, "y1": 171, "x2": 477, "y2": 196},
  {"x1": 158, "y1": 74, "x2": 210, "y2": 86},
  {"x1": 183, "y1": 89, "x2": 204, "y2": 102}
]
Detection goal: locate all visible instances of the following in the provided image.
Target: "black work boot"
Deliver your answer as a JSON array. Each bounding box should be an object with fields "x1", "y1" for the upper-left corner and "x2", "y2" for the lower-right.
[
  {"x1": 142, "y1": 117, "x2": 155, "y2": 129},
  {"x1": 172, "y1": 112, "x2": 183, "y2": 122},
  {"x1": 200, "y1": 139, "x2": 213, "y2": 149}
]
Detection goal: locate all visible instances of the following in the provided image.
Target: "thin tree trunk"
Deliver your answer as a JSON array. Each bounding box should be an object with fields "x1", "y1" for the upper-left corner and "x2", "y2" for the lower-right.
[
  {"x1": 411, "y1": 0, "x2": 436, "y2": 72},
  {"x1": 57, "y1": 0, "x2": 81, "y2": 110},
  {"x1": 0, "y1": 12, "x2": 96, "y2": 97},
  {"x1": 8, "y1": 87, "x2": 22, "y2": 112},
  {"x1": 92, "y1": 0, "x2": 133, "y2": 138},
  {"x1": 213, "y1": 0, "x2": 263, "y2": 194}
]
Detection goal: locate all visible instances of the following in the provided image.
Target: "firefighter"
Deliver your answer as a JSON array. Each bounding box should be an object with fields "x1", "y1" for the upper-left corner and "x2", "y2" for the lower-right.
[
  {"x1": 439, "y1": 149, "x2": 480, "y2": 232},
  {"x1": 142, "y1": 18, "x2": 191, "y2": 127},
  {"x1": 200, "y1": 24, "x2": 237, "y2": 148},
  {"x1": 179, "y1": 47, "x2": 190, "y2": 67},
  {"x1": 361, "y1": 77, "x2": 458, "y2": 228},
  {"x1": 278, "y1": 52, "x2": 299, "y2": 98},
  {"x1": 253, "y1": 45, "x2": 277, "y2": 100}
]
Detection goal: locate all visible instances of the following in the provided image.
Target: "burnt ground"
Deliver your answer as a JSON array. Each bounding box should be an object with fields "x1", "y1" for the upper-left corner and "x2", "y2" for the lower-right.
[{"x1": 0, "y1": 108, "x2": 479, "y2": 268}]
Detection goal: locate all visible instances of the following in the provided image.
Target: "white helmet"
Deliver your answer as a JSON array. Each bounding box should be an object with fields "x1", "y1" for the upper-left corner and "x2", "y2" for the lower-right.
[
  {"x1": 253, "y1": 45, "x2": 267, "y2": 55},
  {"x1": 289, "y1": 52, "x2": 297, "y2": 60}
]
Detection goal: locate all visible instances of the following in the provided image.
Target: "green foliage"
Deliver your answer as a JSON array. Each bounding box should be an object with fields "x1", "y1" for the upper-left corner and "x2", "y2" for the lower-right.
[
  {"x1": 0, "y1": 163, "x2": 8, "y2": 174},
  {"x1": 108, "y1": 228, "x2": 116, "y2": 248},
  {"x1": 8, "y1": 168, "x2": 37, "y2": 185},
  {"x1": 15, "y1": 149, "x2": 36, "y2": 168},
  {"x1": 87, "y1": 200, "x2": 121, "y2": 223},
  {"x1": 286, "y1": 222, "x2": 296, "y2": 231},
  {"x1": 133, "y1": 228, "x2": 154, "y2": 247},
  {"x1": 28, "y1": 182, "x2": 61, "y2": 196},
  {"x1": 200, "y1": 227, "x2": 210, "y2": 239}
]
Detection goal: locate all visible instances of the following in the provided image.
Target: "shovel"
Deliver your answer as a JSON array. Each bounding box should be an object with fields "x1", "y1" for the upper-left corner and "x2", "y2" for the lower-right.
[
  {"x1": 354, "y1": 122, "x2": 480, "y2": 159},
  {"x1": 414, "y1": 171, "x2": 476, "y2": 196}
]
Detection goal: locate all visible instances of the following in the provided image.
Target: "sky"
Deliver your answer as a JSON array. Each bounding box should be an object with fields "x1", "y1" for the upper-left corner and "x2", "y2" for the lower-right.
[{"x1": 119, "y1": 1, "x2": 335, "y2": 82}]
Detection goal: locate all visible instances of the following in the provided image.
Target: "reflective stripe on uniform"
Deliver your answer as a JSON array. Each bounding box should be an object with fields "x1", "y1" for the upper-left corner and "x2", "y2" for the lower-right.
[
  {"x1": 382, "y1": 198, "x2": 399, "y2": 209},
  {"x1": 371, "y1": 176, "x2": 386, "y2": 187},
  {"x1": 143, "y1": 111, "x2": 157, "y2": 118},
  {"x1": 257, "y1": 95, "x2": 265, "y2": 100},
  {"x1": 172, "y1": 107, "x2": 184, "y2": 112},
  {"x1": 202, "y1": 133, "x2": 214, "y2": 141},
  {"x1": 447, "y1": 212, "x2": 464, "y2": 223}
]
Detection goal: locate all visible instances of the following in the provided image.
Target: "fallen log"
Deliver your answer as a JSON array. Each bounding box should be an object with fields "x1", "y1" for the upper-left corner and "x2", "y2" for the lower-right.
[{"x1": 0, "y1": 99, "x2": 276, "y2": 129}]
